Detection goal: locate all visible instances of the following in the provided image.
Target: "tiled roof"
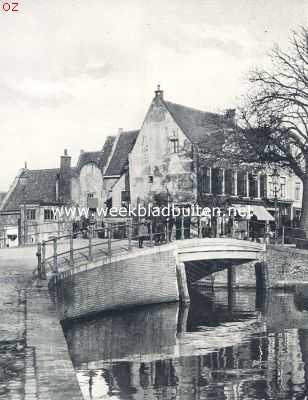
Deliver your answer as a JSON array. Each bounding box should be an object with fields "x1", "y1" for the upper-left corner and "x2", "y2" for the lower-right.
[
  {"x1": 2, "y1": 169, "x2": 60, "y2": 211},
  {"x1": 164, "y1": 100, "x2": 228, "y2": 144},
  {"x1": 77, "y1": 136, "x2": 115, "y2": 171},
  {"x1": 105, "y1": 130, "x2": 139, "y2": 176},
  {"x1": 0, "y1": 192, "x2": 6, "y2": 207}
]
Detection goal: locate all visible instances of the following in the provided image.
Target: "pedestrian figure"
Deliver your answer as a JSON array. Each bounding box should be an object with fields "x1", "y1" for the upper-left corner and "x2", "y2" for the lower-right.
[
  {"x1": 138, "y1": 218, "x2": 148, "y2": 248},
  {"x1": 184, "y1": 214, "x2": 191, "y2": 239},
  {"x1": 167, "y1": 216, "x2": 174, "y2": 241},
  {"x1": 175, "y1": 215, "x2": 182, "y2": 240},
  {"x1": 250, "y1": 213, "x2": 258, "y2": 241}
]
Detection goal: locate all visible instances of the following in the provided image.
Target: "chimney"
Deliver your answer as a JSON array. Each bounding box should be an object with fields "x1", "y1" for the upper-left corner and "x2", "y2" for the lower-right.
[
  {"x1": 154, "y1": 84, "x2": 163, "y2": 100},
  {"x1": 59, "y1": 149, "x2": 71, "y2": 204},
  {"x1": 225, "y1": 108, "x2": 236, "y2": 123}
]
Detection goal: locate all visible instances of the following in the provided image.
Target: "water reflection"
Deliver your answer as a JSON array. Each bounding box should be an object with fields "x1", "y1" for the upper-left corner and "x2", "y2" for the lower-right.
[{"x1": 63, "y1": 287, "x2": 308, "y2": 400}]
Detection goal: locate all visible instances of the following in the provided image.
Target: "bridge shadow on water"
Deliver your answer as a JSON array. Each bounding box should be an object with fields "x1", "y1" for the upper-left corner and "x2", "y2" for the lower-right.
[{"x1": 62, "y1": 283, "x2": 308, "y2": 400}]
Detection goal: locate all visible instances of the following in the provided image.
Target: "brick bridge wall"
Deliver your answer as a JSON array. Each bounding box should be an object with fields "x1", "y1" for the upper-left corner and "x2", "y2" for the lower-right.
[
  {"x1": 265, "y1": 245, "x2": 308, "y2": 288},
  {"x1": 49, "y1": 247, "x2": 179, "y2": 320},
  {"x1": 212, "y1": 261, "x2": 258, "y2": 288},
  {"x1": 212, "y1": 245, "x2": 308, "y2": 289}
]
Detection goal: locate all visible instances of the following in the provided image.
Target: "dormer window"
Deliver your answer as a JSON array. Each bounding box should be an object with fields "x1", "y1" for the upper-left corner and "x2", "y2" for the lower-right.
[{"x1": 169, "y1": 130, "x2": 179, "y2": 153}]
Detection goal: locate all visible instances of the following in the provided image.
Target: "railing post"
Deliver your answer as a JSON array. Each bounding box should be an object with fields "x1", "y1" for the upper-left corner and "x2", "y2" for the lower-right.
[
  {"x1": 166, "y1": 220, "x2": 170, "y2": 243},
  {"x1": 53, "y1": 238, "x2": 58, "y2": 274},
  {"x1": 282, "y1": 226, "x2": 285, "y2": 246},
  {"x1": 88, "y1": 226, "x2": 93, "y2": 261},
  {"x1": 42, "y1": 241, "x2": 46, "y2": 279},
  {"x1": 69, "y1": 230, "x2": 74, "y2": 267},
  {"x1": 108, "y1": 228, "x2": 112, "y2": 257},
  {"x1": 181, "y1": 215, "x2": 184, "y2": 240},
  {"x1": 128, "y1": 220, "x2": 132, "y2": 251},
  {"x1": 149, "y1": 220, "x2": 153, "y2": 247},
  {"x1": 216, "y1": 217, "x2": 219, "y2": 238},
  {"x1": 36, "y1": 242, "x2": 42, "y2": 280}
]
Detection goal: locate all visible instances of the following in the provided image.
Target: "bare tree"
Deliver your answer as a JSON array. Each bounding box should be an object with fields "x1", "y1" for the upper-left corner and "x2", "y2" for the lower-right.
[{"x1": 235, "y1": 27, "x2": 308, "y2": 232}]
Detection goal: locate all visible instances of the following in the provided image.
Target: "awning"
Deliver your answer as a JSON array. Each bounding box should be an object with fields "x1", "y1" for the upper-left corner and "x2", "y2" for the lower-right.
[{"x1": 232, "y1": 204, "x2": 274, "y2": 221}]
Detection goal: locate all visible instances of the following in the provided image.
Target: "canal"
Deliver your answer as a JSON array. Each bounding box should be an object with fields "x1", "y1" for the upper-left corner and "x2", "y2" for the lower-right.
[{"x1": 62, "y1": 287, "x2": 308, "y2": 399}]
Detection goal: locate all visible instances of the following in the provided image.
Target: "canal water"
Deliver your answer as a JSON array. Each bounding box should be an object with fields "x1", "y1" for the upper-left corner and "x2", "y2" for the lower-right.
[{"x1": 62, "y1": 287, "x2": 308, "y2": 399}]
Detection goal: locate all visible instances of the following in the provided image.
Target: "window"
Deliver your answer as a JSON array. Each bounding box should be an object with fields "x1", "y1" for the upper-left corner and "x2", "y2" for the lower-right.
[
  {"x1": 248, "y1": 174, "x2": 257, "y2": 198},
  {"x1": 225, "y1": 170, "x2": 233, "y2": 195},
  {"x1": 212, "y1": 168, "x2": 223, "y2": 195},
  {"x1": 26, "y1": 209, "x2": 36, "y2": 220},
  {"x1": 87, "y1": 193, "x2": 95, "y2": 198},
  {"x1": 295, "y1": 182, "x2": 301, "y2": 201},
  {"x1": 260, "y1": 174, "x2": 267, "y2": 198},
  {"x1": 148, "y1": 175, "x2": 153, "y2": 184},
  {"x1": 280, "y1": 177, "x2": 286, "y2": 198},
  {"x1": 169, "y1": 138, "x2": 179, "y2": 153},
  {"x1": 121, "y1": 191, "x2": 130, "y2": 208},
  {"x1": 201, "y1": 167, "x2": 211, "y2": 193},
  {"x1": 44, "y1": 209, "x2": 55, "y2": 220},
  {"x1": 237, "y1": 171, "x2": 247, "y2": 197},
  {"x1": 169, "y1": 130, "x2": 179, "y2": 153}
]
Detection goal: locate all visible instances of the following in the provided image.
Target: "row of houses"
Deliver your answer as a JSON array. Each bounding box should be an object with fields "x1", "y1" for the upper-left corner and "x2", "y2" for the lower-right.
[{"x1": 0, "y1": 86, "x2": 303, "y2": 246}]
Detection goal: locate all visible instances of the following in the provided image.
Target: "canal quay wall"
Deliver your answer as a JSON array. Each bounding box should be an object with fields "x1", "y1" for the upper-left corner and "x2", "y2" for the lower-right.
[{"x1": 0, "y1": 246, "x2": 84, "y2": 400}]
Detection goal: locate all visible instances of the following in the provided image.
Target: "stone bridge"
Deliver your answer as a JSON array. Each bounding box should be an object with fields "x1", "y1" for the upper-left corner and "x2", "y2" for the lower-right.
[{"x1": 49, "y1": 237, "x2": 265, "y2": 319}]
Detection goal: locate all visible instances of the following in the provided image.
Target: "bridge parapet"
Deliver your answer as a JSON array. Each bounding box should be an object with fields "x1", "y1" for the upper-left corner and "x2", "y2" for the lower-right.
[{"x1": 176, "y1": 238, "x2": 265, "y2": 263}]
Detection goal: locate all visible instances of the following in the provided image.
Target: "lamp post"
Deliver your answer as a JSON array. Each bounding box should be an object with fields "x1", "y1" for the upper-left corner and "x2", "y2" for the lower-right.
[
  {"x1": 271, "y1": 168, "x2": 280, "y2": 244},
  {"x1": 19, "y1": 172, "x2": 28, "y2": 246}
]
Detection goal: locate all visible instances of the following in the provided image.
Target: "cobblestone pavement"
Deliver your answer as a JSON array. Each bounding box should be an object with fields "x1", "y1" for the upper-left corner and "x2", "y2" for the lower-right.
[
  {"x1": 0, "y1": 247, "x2": 83, "y2": 400},
  {"x1": 0, "y1": 250, "x2": 32, "y2": 400}
]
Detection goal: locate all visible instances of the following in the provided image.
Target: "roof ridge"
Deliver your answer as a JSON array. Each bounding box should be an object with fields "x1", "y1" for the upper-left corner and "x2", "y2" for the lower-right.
[
  {"x1": 164, "y1": 100, "x2": 222, "y2": 116},
  {"x1": 80, "y1": 150, "x2": 102, "y2": 154},
  {"x1": 120, "y1": 129, "x2": 140, "y2": 134},
  {"x1": 27, "y1": 168, "x2": 59, "y2": 172}
]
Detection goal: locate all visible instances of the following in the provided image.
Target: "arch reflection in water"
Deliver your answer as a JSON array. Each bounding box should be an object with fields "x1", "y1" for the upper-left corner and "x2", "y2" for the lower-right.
[{"x1": 62, "y1": 288, "x2": 308, "y2": 400}]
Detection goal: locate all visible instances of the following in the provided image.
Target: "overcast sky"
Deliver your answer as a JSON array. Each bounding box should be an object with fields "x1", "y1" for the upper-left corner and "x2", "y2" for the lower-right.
[{"x1": 0, "y1": 0, "x2": 307, "y2": 191}]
